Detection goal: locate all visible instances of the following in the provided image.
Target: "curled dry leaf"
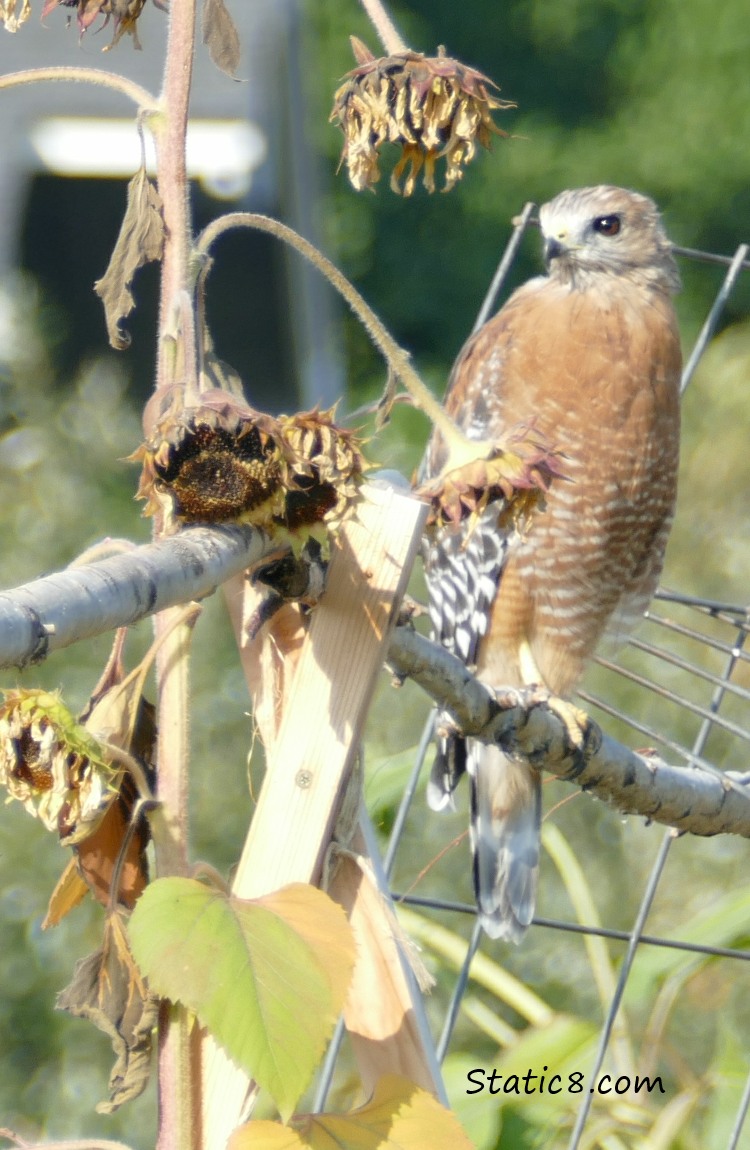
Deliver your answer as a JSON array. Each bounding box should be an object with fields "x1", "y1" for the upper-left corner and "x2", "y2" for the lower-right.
[
  {"x1": 229, "y1": 1073, "x2": 474, "y2": 1150},
  {"x1": 56, "y1": 910, "x2": 159, "y2": 1113},
  {"x1": 44, "y1": 764, "x2": 151, "y2": 926},
  {"x1": 95, "y1": 166, "x2": 165, "y2": 350},
  {"x1": 202, "y1": 0, "x2": 241, "y2": 78},
  {"x1": 132, "y1": 384, "x2": 367, "y2": 550},
  {"x1": 418, "y1": 423, "x2": 566, "y2": 533},
  {"x1": 331, "y1": 39, "x2": 514, "y2": 195}
]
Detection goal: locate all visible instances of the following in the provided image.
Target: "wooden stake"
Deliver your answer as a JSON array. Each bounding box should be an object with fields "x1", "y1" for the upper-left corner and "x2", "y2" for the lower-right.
[{"x1": 203, "y1": 482, "x2": 429, "y2": 1146}]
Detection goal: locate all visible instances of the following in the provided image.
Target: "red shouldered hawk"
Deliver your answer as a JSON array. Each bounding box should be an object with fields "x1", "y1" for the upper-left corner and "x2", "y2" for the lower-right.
[{"x1": 422, "y1": 185, "x2": 682, "y2": 942}]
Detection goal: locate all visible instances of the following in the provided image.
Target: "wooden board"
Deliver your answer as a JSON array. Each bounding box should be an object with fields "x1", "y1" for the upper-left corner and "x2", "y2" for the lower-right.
[{"x1": 202, "y1": 481, "x2": 429, "y2": 1147}]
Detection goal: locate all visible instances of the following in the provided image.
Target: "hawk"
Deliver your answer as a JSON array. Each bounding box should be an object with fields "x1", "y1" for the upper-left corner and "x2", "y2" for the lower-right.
[{"x1": 422, "y1": 185, "x2": 682, "y2": 942}]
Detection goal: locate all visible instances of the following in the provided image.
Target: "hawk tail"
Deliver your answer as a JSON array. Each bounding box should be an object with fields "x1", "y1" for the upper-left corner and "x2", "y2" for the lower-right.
[
  {"x1": 427, "y1": 725, "x2": 467, "y2": 812},
  {"x1": 469, "y1": 742, "x2": 541, "y2": 943}
]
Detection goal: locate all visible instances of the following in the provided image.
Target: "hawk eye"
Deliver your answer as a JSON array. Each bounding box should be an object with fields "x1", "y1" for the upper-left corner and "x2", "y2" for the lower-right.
[{"x1": 593, "y1": 214, "x2": 622, "y2": 237}]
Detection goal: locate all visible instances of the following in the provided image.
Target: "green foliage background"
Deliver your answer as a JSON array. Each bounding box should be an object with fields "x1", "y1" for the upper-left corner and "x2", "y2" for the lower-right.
[{"x1": 1, "y1": 0, "x2": 749, "y2": 1147}]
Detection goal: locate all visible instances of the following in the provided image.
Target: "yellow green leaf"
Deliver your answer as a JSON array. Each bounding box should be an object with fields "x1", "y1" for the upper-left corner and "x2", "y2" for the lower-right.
[
  {"x1": 128, "y1": 877, "x2": 354, "y2": 1120},
  {"x1": 230, "y1": 1075, "x2": 474, "y2": 1150}
]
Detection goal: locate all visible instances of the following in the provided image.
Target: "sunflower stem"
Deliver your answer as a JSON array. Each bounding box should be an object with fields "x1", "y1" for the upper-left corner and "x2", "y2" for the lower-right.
[
  {"x1": 153, "y1": 4, "x2": 198, "y2": 396},
  {"x1": 149, "y1": 3, "x2": 202, "y2": 1150},
  {"x1": 195, "y1": 212, "x2": 481, "y2": 465},
  {"x1": 358, "y1": 0, "x2": 409, "y2": 54},
  {"x1": 0, "y1": 65, "x2": 156, "y2": 109}
]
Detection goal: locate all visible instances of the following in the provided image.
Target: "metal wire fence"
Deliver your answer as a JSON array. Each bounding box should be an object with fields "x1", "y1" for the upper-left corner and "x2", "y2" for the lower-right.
[{"x1": 318, "y1": 206, "x2": 750, "y2": 1148}]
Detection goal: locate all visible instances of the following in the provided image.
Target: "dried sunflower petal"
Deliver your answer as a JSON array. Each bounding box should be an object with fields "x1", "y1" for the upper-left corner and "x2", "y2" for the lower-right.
[{"x1": 1, "y1": 0, "x2": 31, "y2": 32}]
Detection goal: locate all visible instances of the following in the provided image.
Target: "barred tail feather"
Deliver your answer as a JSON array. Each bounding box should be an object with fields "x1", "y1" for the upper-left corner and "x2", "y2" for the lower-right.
[
  {"x1": 469, "y1": 742, "x2": 541, "y2": 943},
  {"x1": 427, "y1": 728, "x2": 467, "y2": 812}
]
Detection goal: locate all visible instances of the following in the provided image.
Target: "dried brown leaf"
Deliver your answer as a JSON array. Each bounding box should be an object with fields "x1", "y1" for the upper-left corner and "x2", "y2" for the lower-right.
[
  {"x1": 43, "y1": 856, "x2": 90, "y2": 929},
  {"x1": 375, "y1": 367, "x2": 398, "y2": 430},
  {"x1": 202, "y1": 0, "x2": 241, "y2": 79},
  {"x1": 95, "y1": 167, "x2": 165, "y2": 350},
  {"x1": 56, "y1": 911, "x2": 158, "y2": 1113}
]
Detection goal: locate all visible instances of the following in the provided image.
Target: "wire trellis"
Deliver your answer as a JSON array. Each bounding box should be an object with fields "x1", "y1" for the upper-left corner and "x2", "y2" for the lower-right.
[{"x1": 318, "y1": 205, "x2": 750, "y2": 1148}]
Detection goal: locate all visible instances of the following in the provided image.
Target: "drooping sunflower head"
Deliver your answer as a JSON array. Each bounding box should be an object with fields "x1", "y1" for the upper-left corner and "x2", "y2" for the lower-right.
[
  {"x1": 419, "y1": 423, "x2": 566, "y2": 533},
  {"x1": 330, "y1": 39, "x2": 514, "y2": 195},
  {"x1": 133, "y1": 386, "x2": 367, "y2": 549},
  {"x1": 0, "y1": 689, "x2": 121, "y2": 845},
  {"x1": 40, "y1": 0, "x2": 150, "y2": 49},
  {"x1": 275, "y1": 407, "x2": 368, "y2": 546},
  {"x1": 132, "y1": 386, "x2": 286, "y2": 532}
]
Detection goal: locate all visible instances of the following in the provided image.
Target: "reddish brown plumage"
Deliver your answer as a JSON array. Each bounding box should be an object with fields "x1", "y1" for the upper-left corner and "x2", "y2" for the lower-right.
[{"x1": 423, "y1": 185, "x2": 683, "y2": 940}]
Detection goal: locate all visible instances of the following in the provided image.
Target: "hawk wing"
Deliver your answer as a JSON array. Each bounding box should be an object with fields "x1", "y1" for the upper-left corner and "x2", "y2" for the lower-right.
[
  {"x1": 423, "y1": 505, "x2": 511, "y2": 809},
  {"x1": 420, "y1": 310, "x2": 525, "y2": 809}
]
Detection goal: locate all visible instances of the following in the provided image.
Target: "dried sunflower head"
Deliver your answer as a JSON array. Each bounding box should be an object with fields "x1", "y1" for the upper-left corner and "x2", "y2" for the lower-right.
[
  {"x1": 330, "y1": 38, "x2": 514, "y2": 195},
  {"x1": 133, "y1": 387, "x2": 367, "y2": 548},
  {"x1": 419, "y1": 423, "x2": 565, "y2": 532},
  {"x1": 275, "y1": 407, "x2": 367, "y2": 549},
  {"x1": 132, "y1": 386, "x2": 286, "y2": 533},
  {"x1": 0, "y1": 689, "x2": 121, "y2": 845},
  {"x1": 41, "y1": 0, "x2": 153, "y2": 49}
]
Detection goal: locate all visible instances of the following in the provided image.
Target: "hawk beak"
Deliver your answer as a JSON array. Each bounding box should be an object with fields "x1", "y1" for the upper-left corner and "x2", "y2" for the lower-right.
[{"x1": 544, "y1": 236, "x2": 567, "y2": 265}]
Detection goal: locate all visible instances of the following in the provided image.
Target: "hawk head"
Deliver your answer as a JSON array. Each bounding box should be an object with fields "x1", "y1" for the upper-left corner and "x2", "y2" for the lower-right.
[{"x1": 539, "y1": 184, "x2": 681, "y2": 294}]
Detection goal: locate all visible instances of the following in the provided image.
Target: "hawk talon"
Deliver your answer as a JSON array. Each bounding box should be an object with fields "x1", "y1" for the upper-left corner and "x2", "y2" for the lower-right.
[{"x1": 545, "y1": 696, "x2": 589, "y2": 751}]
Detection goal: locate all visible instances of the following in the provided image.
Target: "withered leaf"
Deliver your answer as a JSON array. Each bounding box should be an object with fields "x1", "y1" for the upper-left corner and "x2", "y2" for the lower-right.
[
  {"x1": 200, "y1": 325, "x2": 246, "y2": 399},
  {"x1": 56, "y1": 911, "x2": 158, "y2": 1113},
  {"x1": 43, "y1": 856, "x2": 89, "y2": 929},
  {"x1": 95, "y1": 167, "x2": 165, "y2": 350},
  {"x1": 202, "y1": 0, "x2": 241, "y2": 79},
  {"x1": 375, "y1": 367, "x2": 398, "y2": 430},
  {"x1": 42, "y1": 765, "x2": 150, "y2": 926}
]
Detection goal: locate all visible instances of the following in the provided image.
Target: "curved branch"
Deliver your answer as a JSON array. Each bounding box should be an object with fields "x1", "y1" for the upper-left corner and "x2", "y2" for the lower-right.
[
  {"x1": 0, "y1": 66, "x2": 156, "y2": 110},
  {"x1": 387, "y1": 627, "x2": 750, "y2": 839},
  {"x1": 1, "y1": 525, "x2": 748, "y2": 839},
  {"x1": 0, "y1": 525, "x2": 271, "y2": 669}
]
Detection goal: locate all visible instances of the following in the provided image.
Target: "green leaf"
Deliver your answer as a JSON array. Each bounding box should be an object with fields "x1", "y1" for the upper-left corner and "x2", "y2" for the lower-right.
[
  {"x1": 128, "y1": 877, "x2": 354, "y2": 1119},
  {"x1": 230, "y1": 1075, "x2": 474, "y2": 1150},
  {"x1": 624, "y1": 884, "x2": 750, "y2": 1003}
]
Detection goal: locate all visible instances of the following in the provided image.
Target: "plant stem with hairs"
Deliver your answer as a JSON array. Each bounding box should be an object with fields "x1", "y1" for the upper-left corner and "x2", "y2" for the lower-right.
[
  {"x1": 148, "y1": 4, "x2": 201, "y2": 1149},
  {"x1": 358, "y1": 0, "x2": 408, "y2": 53},
  {"x1": 196, "y1": 212, "x2": 497, "y2": 469}
]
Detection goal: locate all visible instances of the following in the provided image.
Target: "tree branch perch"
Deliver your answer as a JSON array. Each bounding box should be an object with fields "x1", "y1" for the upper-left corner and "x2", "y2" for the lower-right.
[
  {"x1": 387, "y1": 627, "x2": 750, "y2": 838},
  {"x1": 0, "y1": 525, "x2": 272, "y2": 668},
  {"x1": 1, "y1": 524, "x2": 748, "y2": 838}
]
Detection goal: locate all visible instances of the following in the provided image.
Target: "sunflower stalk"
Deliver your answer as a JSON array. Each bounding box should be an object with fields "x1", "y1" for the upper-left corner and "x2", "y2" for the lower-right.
[
  {"x1": 195, "y1": 211, "x2": 509, "y2": 479},
  {"x1": 358, "y1": 0, "x2": 408, "y2": 54}
]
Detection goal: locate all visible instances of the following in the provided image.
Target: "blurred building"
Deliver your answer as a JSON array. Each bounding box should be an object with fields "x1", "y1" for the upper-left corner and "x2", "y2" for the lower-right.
[{"x1": 0, "y1": 1, "x2": 343, "y2": 411}]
